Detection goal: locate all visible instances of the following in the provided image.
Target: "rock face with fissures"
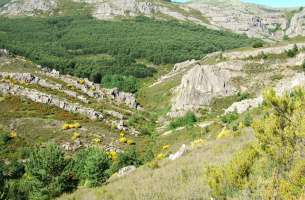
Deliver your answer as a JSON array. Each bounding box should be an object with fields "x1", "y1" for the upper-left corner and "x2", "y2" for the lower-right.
[{"x1": 169, "y1": 60, "x2": 245, "y2": 117}]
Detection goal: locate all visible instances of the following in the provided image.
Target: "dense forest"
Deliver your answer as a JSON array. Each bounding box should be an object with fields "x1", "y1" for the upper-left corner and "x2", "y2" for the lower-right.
[{"x1": 0, "y1": 16, "x2": 259, "y2": 91}]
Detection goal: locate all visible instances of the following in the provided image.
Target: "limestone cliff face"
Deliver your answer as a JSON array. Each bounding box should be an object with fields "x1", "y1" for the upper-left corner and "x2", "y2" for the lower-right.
[
  {"x1": 72, "y1": 0, "x2": 213, "y2": 27},
  {"x1": 169, "y1": 61, "x2": 244, "y2": 117},
  {"x1": 77, "y1": 0, "x2": 157, "y2": 20},
  {"x1": 0, "y1": 0, "x2": 57, "y2": 16},
  {"x1": 186, "y1": 0, "x2": 288, "y2": 39},
  {"x1": 286, "y1": 8, "x2": 305, "y2": 38}
]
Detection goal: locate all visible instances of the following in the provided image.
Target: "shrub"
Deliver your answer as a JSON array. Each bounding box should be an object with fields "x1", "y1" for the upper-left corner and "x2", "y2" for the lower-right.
[
  {"x1": 169, "y1": 112, "x2": 197, "y2": 129},
  {"x1": 24, "y1": 144, "x2": 75, "y2": 199},
  {"x1": 243, "y1": 113, "x2": 252, "y2": 127},
  {"x1": 71, "y1": 147, "x2": 111, "y2": 187},
  {"x1": 0, "y1": 131, "x2": 11, "y2": 145},
  {"x1": 110, "y1": 147, "x2": 142, "y2": 174},
  {"x1": 286, "y1": 44, "x2": 298, "y2": 58},
  {"x1": 237, "y1": 91, "x2": 250, "y2": 101},
  {"x1": 206, "y1": 145, "x2": 258, "y2": 199},
  {"x1": 220, "y1": 112, "x2": 239, "y2": 124},
  {"x1": 207, "y1": 88, "x2": 305, "y2": 199},
  {"x1": 142, "y1": 144, "x2": 155, "y2": 163},
  {"x1": 101, "y1": 75, "x2": 138, "y2": 93},
  {"x1": 252, "y1": 41, "x2": 264, "y2": 48}
]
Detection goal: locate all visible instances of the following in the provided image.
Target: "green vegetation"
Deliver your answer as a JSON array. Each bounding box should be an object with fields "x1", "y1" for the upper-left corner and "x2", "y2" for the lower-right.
[
  {"x1": 0, "y1": 143, "x2": 145, "y2": 199},
  {"x1": 0, "y1": 0, "x2": 10, "y2": 7},
  {"x1": 169, "y1": 112, "x2": 198, "y2": 129},
  {"x1": 237, "y1": 91, "x2": 250, "y2": 101},
  {"x1": 220, "y1": 112, "x2": 239, "y2": 124},
  {"x1": 0, "y1": 16, "x2": 259, "y2": 90},
  {"x1": 110, "y1": 147, "x2": 143, "y2": 174},
  {"x1": 286, "y1": 44, "x2": 299, "y2": 57},
  {"x1": 252, "y1": 41, "x2": 264, "y2": 48},
  {"x1": 101, "y1": 75, "x2": 138, "y2": 93},
  {"x1": 207, "y1": 87, "x2": 305, "y2": 199},
  {"x1": 70, "y1": 147, "x2": 111, "y2": 187}
]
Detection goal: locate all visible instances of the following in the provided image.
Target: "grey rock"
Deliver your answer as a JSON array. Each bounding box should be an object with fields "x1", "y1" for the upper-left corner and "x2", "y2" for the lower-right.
[
  {"x1": 117, "y1": 165, "x2": 136, "y2": 177},
  {"x1": 39, "y1": 68, "x2": 140, "y2": 109},
  {"x1": 0, "y1": 0, "x2": 57, "y2": 16},
  {"x1": 169, "y1": 61, "x2": 244, "y2": 117},
  {"x1": 0, "y1": 83, "x2": 103, "y2": 120},
  {"x1": 225, "y1": 73, "x2": 305, "y2": 114},
  {"x1": 0, "y1": 72, "x2": 89, "y2": 103},
  {"x1": 168, "y1": 144, "x2": 190, "y2": 161}
]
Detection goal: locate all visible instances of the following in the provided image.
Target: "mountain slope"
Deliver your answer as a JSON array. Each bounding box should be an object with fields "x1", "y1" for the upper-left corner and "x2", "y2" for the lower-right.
[{"x1": 1, "y1": 0, "x2": 305, "y2": 39}]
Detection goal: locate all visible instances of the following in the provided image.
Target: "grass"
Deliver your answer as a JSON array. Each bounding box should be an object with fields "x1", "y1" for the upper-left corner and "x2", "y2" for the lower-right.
[
  {"x1": 169, "y1": 112, "x2": 197, "y2": 130},
  {"x1": 59, "y1": 132, "x2": 254, "y2": 200},
  {"x1": 137, "y1": 74, "x2": 181, "y2": 117}
]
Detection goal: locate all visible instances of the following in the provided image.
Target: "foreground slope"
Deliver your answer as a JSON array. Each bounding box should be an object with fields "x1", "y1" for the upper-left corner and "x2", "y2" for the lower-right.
[{"x1": 59, "y1": 38, "x2": 305, "y2": 200}]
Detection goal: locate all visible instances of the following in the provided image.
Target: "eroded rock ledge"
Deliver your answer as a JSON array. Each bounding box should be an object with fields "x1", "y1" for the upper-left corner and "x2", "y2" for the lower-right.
[
  {"x1": 39, "y1": 67, "x2": 141, "y2": 110},
  {"x1": 0, "y1": 83, "x2": 104, "y2": 120}
]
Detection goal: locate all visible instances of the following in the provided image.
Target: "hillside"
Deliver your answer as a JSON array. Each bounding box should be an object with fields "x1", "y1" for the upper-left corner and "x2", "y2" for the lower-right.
[
  {"x1": 0, "y1": 0, "x2": 305, "y2": 39},
  {"x1": 58, "y1": 38, "x2": 305, "y2": 200},
  {"x1": 0, "y1": 0, "x2": 304, "y2": 200}
]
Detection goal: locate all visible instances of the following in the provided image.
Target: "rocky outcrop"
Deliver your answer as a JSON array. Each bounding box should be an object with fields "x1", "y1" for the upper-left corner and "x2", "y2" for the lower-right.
[
  {"x1": 106, "y1": 88, "x2": 140, "y2": 110},
  {"x1": 185, "y1": 0, "x2": 287, "y2": 39},
  {"x1": 0, "y1": 72, "x2": 89, "y2": 103},
  {"x1": 91, "y1": 0, "x2": 157, "y2": 20},
  {"x1": 168, "y1": 144, "x2": 190, "y2": 161},
  {"x1": 225, "y1": 73, "x2": 305, "y2": 114},
  {"x1": 73, "y1": 0, "x2": 212, "y2": 27},
  {"x1": 0, "y1": 0, "x2": 57, "y2": 16},
  {"x1": 0, "y1": 49, "x2": 9, "y2": 57},
  {"x1": 169, "y1": 61, "x2": 245, "y2": 117},
  {"x1": 225, "y1": 97, "x2": 263, "y2": 114},
  {"x1": 0, "y1": 83, "x2": 103, "y2": 120},
  {"x1": 39, "y1": 67, "x2": 141, "y2": 109},
  {"x1": 286, "y1": 8, "x2": 305, "y2": 38}
]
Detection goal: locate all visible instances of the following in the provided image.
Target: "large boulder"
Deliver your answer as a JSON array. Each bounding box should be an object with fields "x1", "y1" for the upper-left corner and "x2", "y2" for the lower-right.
[{"x1": 169, "y1": 61, "x2": 244, "y2": 117}]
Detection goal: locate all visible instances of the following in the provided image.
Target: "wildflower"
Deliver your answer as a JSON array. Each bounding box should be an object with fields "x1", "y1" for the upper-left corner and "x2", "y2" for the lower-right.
[
  {"x1": 162, "y1": 144, "x2": 170, "y2": 150},
  {"x1": 217, "y1": 127, "x2": 232, "y2": 139},
  {"x1": 109, "y1": 151, "x2": 118, "y2": 161},
  {"x1": 71, "y1": 132, "x2": 80, "y2": 140},
  {"x1": 127, "y1": 139, "x2": 136, "y2": 145},
  {"x1": 79, "y1": 80, "x2": 85, "y2": 85},
  {"x1": 10, "y1": 131, "x2": 17, "y2": 139},
  {"x1": 63, "y1": 123, "x2": 70, "y2": 130},
  {"x1": 119, "y1": 137, "x2": 127, "y2": 143},
  {"x1": 68, "y1": 124, "x2": 76, "y2": 129},
  {"x1": 74, "y1": 123, "x2": 81, "y2": 129},
  {"x1": 156, "y1": 153, "x2": 165, "y2": 160},
  {"x1": 93, "y1": 138, "x2": 102, "y2": 144},
  {"x1": 120, "y1": 131, "x2": 125, "y2": 137}
]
